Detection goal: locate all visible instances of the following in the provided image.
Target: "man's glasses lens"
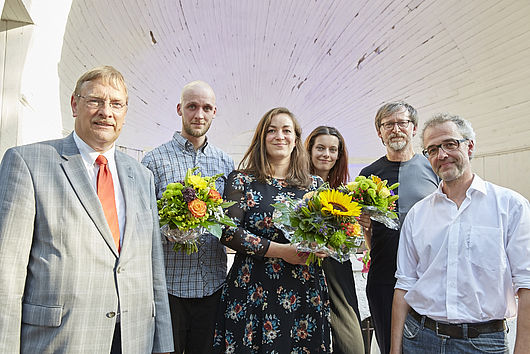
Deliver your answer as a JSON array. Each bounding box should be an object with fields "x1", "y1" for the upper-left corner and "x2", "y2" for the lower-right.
[
  {"x1": 423, "y1": 139, "x2": 467, "y2": 158},
  {"x1": 381, "y1": 120, "x2": 411, "y2": 130},
  {"x1": 77, "y1": 95, "x2": 126, "y2": 111}
]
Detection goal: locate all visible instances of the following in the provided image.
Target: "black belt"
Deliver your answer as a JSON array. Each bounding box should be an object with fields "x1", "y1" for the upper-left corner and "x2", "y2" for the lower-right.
[{"x1": 409, "y1": 308, "x2": 505, "y2": 339}]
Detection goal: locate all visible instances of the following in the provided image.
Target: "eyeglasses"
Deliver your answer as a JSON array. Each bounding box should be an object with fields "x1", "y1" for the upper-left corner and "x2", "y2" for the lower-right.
[
  {"x1": 380, "y1": 120, "x2": 412, "y2": 131},
  {"x1": 76, "y1": 94, "x2": 127, "y2": 112},
  {"x1": 422, "y1": 138, "x2": 468, "y2": 158}
]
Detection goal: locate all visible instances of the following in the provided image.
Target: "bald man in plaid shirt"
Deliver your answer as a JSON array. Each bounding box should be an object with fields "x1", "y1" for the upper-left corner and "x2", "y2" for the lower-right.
[{"x1": 142, "y1": 81, "x2": 234, "y2": 354}]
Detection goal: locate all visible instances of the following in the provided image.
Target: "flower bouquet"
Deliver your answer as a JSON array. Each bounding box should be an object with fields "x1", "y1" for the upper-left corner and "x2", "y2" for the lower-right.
[
  {"x1": 272, "y1": 185, "x2": 364, "y2": 265},
  {"x1": 158, "y1": 167, "x2": 236, "y2": 254},
  {"x1": 340, "y1": 175, "x2": 400, "y2": 230}
]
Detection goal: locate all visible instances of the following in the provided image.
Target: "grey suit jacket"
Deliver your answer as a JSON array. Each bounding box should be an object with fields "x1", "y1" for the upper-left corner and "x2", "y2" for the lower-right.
[{"x1": 0, "y1": 134, "x2": 173, "y2": 353}]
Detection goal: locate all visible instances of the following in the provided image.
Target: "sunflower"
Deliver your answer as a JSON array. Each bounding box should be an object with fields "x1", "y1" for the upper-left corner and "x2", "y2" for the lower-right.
[{"x1": 319, "y1": 189, "x2": 361, "y2": 217}]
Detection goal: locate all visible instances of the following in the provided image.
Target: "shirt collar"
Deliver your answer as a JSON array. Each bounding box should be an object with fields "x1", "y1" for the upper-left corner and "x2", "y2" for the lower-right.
[
  {"x1": 435, "y1": 173, "x2": 487, "y2": 198},
  {"x1": 73, "y1": 131, "x2": 116, "y2": 166},
  {"x1": 467, "y1": 174, "x2": 487, "y2": 196},
  {"x1": 173, "y1": 131, "x2": 209, "y2": 152}
]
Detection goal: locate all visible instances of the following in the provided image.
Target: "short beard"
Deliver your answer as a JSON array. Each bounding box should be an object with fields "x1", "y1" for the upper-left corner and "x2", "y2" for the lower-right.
[
  {"x1": 183, "y1": 121, "x2": 211, "y2": 138},
  {"x1": 388, "y1": 140, "x2": 407, "y2": 151},
  {"x1": 437, "y1": 163, "x2": 465, "y2": 182},
  {"x1": 386, "y1": 132, "x2": 409, "y2": 151}
]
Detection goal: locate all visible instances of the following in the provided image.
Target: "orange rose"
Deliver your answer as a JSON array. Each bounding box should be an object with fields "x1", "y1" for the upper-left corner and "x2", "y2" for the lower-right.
[
  {"x1": 188, "y1": 199, "x2": 207, "y2": 218},
  {"x1": 208, "y1": 189, "x2": 222, "y2": 201}
]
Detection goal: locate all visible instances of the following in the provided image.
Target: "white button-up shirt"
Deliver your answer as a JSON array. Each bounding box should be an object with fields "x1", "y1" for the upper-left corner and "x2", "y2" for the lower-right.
[{"x1": 395, "y1": 174, "x2": 530, "y2": 323}]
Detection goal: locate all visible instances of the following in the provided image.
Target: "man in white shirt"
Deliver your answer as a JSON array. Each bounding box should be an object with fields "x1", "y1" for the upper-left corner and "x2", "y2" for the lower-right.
[{"x1": 390, "y1": 113, "x2": 530, "y2": 354}]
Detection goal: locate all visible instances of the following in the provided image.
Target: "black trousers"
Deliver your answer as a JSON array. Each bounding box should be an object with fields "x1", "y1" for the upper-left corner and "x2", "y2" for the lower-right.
[
  {"x1": 168, "y1": 288, "x2": 222, "y2": 354},
  {"x1": 366, "y1": 281, "x2": 395, "y2": 354}
]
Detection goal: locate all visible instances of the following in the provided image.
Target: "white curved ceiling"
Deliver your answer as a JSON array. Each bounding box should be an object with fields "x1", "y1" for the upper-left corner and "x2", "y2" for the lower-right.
[{"x1": 57, "y1": 0, "x2": 530, "y2": 165}]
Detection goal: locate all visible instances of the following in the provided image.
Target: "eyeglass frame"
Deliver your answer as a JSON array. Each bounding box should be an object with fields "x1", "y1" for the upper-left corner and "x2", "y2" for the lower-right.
[
  {"x1": 75, "y1": 94, "x2": 128, "y2": 111},
  {"x1": 379, "y1": 120, "x2": 413, "y2": 131},
  {"x1": 422, "y1": 138, "x2": 468, "y2": 158}
]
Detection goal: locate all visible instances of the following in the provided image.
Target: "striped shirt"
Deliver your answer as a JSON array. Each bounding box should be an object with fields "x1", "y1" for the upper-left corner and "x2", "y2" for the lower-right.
[{"x1": 142, "y1": 132, "x2": 234, "y2": 298}]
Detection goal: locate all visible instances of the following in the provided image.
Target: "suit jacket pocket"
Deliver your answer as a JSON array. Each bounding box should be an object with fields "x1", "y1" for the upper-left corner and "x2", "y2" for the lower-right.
[{"x1": 22, "y1": 303, "x2": 63, "y2": 327}]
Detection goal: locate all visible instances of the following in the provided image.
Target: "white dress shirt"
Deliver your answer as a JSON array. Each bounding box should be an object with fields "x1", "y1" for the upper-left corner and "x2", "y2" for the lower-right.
[
  {"x1": 395, "y1": 174, "x2": 530, "y2": 323},
  {"x1": 73, "y1": 132, "x2": 125, "y2": 246}
]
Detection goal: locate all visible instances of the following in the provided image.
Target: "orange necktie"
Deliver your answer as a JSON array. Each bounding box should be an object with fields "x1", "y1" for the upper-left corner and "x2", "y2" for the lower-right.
[{"x1": 96, "y1": 155, "x2": 120, "y2": 252}]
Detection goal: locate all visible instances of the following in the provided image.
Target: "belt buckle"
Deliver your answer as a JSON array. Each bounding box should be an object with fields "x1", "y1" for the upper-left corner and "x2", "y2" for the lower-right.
[
  {"x1": 467, "y1": 327, "x2": 480, "y2": 338},
  {"x1": 435, "y1": 322, "x2": 450, "y2": 339}
]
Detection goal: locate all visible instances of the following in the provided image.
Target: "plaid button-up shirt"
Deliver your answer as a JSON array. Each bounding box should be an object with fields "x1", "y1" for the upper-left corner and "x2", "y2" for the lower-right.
[{"x1": 142, "y1": 132, "x2": 234, "y2": 298}]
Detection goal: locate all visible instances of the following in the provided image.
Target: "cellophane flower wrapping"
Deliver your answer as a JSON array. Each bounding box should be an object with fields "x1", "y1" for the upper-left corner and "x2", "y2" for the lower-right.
[
  {"x1": 158, "y1": 167, "x2": 236, "y2": 254},
  {"x1": 272, "y1": 184, "x2": 364, "y2": 265},
  {"x1": 160, "y1": 225, "x2": 205, "y2": 254},
  {"x1": 340, "y1": 175, "x2": 400, "y2": 230}
]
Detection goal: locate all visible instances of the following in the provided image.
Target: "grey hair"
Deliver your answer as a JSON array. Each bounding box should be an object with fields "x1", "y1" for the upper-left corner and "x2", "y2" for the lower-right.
[
  {"x1": 421, "y1": 113, "x2": 476, "y2": 158},
  {"x1": 374, "y1": 101, "x2": 418, "y2": 131}
]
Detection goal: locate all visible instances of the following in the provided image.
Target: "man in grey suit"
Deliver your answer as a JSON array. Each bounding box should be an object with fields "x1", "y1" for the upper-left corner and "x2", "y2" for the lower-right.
[{"x1": 0, "y1": 66, "x2": 173, "y2": 353}]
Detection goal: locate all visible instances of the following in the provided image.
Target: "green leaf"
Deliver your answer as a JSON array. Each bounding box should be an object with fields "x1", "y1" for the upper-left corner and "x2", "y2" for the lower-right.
[
  {"x1": 206, "y1": 223, "x2": 223, "y2": 238},
  {"x1": 220, "y1": 201, "x2": 236, "y2": 208},
  {"x1": 219, "y1": 215, "x2": 237, "y2": 227}
]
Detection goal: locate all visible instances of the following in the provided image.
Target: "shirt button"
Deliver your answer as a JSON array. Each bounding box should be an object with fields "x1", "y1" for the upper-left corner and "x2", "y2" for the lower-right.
[{"x1": 106, "y1": 312, "x2": 116, "y2": 318}]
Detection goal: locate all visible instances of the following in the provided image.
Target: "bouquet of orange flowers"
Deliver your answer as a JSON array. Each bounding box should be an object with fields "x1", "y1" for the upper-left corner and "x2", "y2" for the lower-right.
[
  {"x1": 272, "y1": 184, "x2": 364, "y2": 265},
  {"x1": 158, "y1": 167, "x2": 235, "y2": 254}
]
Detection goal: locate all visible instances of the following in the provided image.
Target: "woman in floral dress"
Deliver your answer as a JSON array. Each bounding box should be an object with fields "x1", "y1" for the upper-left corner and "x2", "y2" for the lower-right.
[{"x1": 213, "y1": 107, "x2": 331, "y2": 353}]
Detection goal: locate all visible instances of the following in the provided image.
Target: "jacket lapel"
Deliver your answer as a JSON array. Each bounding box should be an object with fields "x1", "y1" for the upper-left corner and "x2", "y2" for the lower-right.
[
  {"x1": 115, "y1": 151, "x2": 136, "y2": 256},
  {"x1": 60, "y1": 134, "x2": 120, "y2": 257}
]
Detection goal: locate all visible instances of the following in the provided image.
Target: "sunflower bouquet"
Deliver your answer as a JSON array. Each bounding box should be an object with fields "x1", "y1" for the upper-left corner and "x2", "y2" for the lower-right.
[
  {"x1": 272, "y1": 185, "x2": 364, "y2": 265},
  {"x1": 158, "y1": 167, "x2": 236, "y2": 254},
  {"x1": 340, "y1": 175, "x2": 400, "y2": 230}
]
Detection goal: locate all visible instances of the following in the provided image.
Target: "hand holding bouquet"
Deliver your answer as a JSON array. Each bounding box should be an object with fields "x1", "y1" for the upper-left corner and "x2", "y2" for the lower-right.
[
  {"x1": 158, "y1": 167, "x2": 235, "y2": 254},
  {"x1": 341, "y1": 175, "x2": 400, "y2": 230},
  {"x1": 272, "y1": 185, "x2": 364, "y2": 265}
]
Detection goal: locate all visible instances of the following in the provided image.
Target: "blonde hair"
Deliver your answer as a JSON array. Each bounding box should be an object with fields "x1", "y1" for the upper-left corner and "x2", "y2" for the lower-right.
[{"x1": 73, "y1": 65, "x2": 128, "y2": 102}]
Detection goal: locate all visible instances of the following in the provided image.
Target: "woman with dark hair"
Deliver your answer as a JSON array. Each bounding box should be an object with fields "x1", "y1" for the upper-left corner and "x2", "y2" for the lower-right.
[
  {"x1": 305, "y1": 126, "x2": 350, "y2": 188},
  {"x1": 305, "y1": 126, "x2": 364, "y2": 354},
  {"x1": 213, "y1": 108, "x2": 331, "y2": 353}
]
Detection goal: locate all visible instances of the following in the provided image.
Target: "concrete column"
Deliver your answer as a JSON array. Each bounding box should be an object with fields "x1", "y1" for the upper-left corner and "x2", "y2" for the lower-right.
[{"x1": 0, "y1": 0, "x2": 72, "y2": 158}]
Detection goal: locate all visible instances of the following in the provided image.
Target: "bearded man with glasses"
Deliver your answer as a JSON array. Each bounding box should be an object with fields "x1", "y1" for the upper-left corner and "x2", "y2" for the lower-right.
[
  {"x1": 356, "y1": 101, "x2": 439, "y2": 354},
  {"x1": 391, "y1": 113, "x2": 530, "y2": 354}
]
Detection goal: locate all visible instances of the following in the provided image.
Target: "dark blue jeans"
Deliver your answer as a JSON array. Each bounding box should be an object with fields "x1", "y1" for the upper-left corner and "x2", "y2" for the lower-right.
[{"x1": 402, "y1": 313, "x2": 508, "y2": 353}]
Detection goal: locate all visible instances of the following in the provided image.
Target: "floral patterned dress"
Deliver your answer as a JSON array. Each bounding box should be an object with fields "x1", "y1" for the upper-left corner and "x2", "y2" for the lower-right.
[{"x1": 213, "y1": 171, "x2": 331, "y2": 353}]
